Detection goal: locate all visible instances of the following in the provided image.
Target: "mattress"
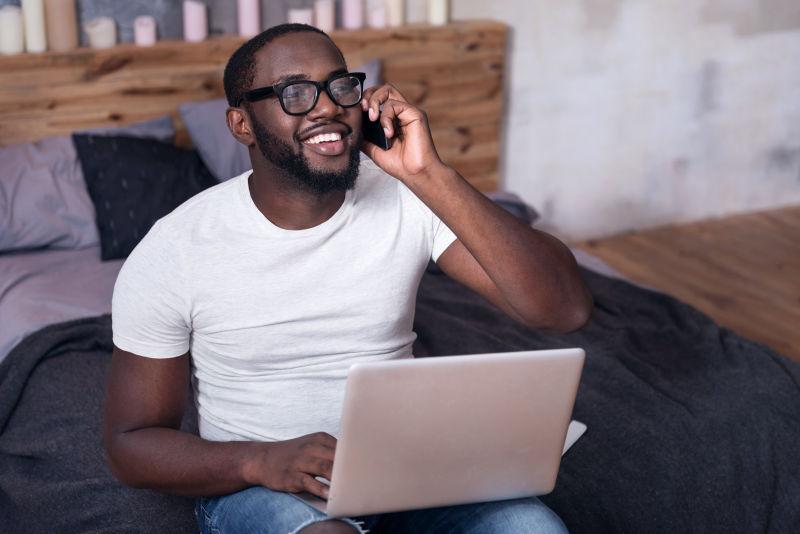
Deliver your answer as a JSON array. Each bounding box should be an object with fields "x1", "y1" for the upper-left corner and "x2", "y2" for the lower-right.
[{"x1": 0, "y1": 246, "x2": 123, "y2": 363}]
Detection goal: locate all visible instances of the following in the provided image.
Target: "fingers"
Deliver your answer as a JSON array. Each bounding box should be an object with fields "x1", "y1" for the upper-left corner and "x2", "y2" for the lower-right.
[
  {"x1": 302, "y1": 457, "x2": 333, "y2": 480},
  {"x1": 258, "y1": 433, "x2": 340, "y2": 498},
  {"x1": 361, "y1": 84, "x2": 408, "y2": 121},
  {"x1": 378, "y1": 99, "x2": 426, "y2": 138},
  {"x1": 298, "y1": 432, "x2": 335, "y2": 478},
  {"x1": 289, "y1": 434, "x2": 335, "y2": 498},
  {"x1": 361, "y1": 86, "x2": 378, "y2": 111},
  {"x1": 360, "y1": 139, "x2": 380, "y2": 161},
  {"x1": 299, "y1": 473, "x2": 330, "y2": 500}
]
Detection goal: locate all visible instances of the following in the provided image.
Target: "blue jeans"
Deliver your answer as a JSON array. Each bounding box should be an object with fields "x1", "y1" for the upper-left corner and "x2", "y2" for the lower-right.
[{"x1": 195, "y1": 486, "x2": 568, "y2": 534}]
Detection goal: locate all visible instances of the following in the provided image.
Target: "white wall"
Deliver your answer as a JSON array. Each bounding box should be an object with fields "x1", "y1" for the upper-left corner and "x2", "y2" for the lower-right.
[{"x1": 452, "y1": 0, "x2": 800, "y2": 239}]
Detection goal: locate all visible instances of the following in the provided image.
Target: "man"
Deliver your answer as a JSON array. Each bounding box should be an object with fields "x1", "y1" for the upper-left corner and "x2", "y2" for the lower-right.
[{"x1": 104, "y1": 23, "x2": 592, "y2": 534}]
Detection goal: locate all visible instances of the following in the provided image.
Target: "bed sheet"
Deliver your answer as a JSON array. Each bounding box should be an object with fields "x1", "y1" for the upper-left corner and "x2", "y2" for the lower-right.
[
  {"x1": 0, "y1": 244, "x2": 628, "y2": 364},
  {"x1": 0, "y1": 246, "x2": 123, "y2": 364}
]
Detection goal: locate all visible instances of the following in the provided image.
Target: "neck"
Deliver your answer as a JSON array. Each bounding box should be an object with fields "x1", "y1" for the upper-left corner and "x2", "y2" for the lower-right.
[{"x1": 248, "y1": 158, "x2": 346, "y2": 231}]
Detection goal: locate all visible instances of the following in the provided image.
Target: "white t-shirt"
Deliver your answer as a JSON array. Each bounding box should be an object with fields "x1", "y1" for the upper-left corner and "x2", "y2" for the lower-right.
[{"x1": 112, "y1": 160, "x2": 457, "y2": 442}]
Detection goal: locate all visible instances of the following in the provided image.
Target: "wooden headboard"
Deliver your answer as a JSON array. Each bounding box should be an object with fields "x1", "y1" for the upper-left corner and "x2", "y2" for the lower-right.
[{"x1": 0, "y1": 20, "x2": 506, "y2": 191}]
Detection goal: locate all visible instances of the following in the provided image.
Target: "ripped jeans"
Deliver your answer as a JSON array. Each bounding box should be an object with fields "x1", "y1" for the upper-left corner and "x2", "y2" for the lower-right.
[{"x1": 195, "y1": 486, "x2": 567, "y2": 534}]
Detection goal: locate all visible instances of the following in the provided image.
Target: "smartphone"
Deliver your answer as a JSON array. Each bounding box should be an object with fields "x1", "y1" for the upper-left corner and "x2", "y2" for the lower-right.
[{"x1": 361, "y1": 109, "x2": 392, "y2": 150}]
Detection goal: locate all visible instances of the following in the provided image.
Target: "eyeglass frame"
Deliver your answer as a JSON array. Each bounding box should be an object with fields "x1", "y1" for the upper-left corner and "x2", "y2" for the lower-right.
[{"x1": 236, "y1": 72, "x2": 367, "y2": 115}]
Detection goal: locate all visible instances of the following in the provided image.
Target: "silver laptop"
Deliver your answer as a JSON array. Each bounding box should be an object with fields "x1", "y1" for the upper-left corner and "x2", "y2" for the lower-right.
[{"x1": 297, "y1": 348, "x2": 585, "y2": 518}]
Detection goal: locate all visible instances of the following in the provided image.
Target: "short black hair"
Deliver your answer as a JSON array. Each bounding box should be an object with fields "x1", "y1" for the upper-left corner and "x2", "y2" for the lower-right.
[{"x1": 223, "y1": 23, "x2": 342, "y2": 107}]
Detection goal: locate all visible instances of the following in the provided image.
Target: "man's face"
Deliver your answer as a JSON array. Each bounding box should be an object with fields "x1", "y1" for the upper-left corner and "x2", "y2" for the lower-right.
[{"x1": 247, "y1": 32, "x2": 363, "y2": 195}]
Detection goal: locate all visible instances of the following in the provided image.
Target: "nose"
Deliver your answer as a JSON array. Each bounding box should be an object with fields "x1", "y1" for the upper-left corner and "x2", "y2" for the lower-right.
[{"x1": 306, "y1": 88, "x2": 343, "y2": 120}]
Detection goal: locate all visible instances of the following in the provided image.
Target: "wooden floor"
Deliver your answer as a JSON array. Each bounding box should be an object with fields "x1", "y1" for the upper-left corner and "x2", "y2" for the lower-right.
[{"x1": 576, "y1": 206, "x2": 800, "y2": 362}]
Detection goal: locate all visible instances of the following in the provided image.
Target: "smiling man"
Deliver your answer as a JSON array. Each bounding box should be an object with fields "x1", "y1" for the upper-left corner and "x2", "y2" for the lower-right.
[{"x1": 103, "y1": 24, "x2": 592, "y2": 534}]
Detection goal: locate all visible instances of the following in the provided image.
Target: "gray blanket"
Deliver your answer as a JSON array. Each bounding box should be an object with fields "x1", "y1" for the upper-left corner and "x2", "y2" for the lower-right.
[{"x1": 1, "y1": 267, "x2": 798, "y2": 533}]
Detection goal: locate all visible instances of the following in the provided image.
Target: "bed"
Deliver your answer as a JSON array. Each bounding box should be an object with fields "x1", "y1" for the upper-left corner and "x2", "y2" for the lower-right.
[{"x1": 1, "y1": 21, "x2": 798, "y2": 534}]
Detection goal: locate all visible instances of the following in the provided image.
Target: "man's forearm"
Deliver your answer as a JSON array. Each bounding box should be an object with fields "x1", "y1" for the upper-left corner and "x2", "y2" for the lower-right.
[
  {"x1": 106, "y1": 427, "x2": 259, "y2": 497},
  {"x1": 404, "y1": 164, "x2": 592, "y2": 330}
]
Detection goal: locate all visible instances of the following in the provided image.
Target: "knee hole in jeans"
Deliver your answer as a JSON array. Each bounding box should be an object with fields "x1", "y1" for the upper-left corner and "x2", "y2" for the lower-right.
[{"x1": 293, "y1": 518, "x2": 366, "y2": 534}]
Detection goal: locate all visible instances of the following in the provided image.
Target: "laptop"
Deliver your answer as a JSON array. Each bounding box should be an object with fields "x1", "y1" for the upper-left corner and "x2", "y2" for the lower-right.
[{"x1": 296, "y1": 348, "x2": 586, "y2": 518}]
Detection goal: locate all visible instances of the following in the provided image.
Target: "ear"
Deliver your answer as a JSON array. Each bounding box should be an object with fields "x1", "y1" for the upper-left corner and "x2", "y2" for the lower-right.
[{"x1": 226, "y1": 106, "x2": 255, "y2": 147}]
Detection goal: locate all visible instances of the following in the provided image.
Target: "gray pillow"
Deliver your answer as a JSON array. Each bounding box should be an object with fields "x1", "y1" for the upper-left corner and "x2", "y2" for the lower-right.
[
  {"x1": 178, "y1": 98, "x2": 250, "y2": 184},
  {"x1": 181, "y1": 59, "x2": 383, "y2": 182},
  {"x1": 0, "y1": 117, "x2": 176, "y2": 253}
]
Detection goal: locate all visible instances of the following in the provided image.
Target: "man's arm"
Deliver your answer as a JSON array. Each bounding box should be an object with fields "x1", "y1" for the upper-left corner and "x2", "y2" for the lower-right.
[
  {"x1": 360, "y1": 86, "x2": 593, "y2": 333},
  {"x1": 103, "y1": 346, "x2": 335, "y2": 498},
  {"x1": 409, "y1": 167, "x2": 592, "y2": 333}
]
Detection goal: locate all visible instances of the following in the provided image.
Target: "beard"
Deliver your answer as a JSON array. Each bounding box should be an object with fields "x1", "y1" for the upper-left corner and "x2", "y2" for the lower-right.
[{"x1": 251, "y1": 116, "x2": 362, "y2": 196}]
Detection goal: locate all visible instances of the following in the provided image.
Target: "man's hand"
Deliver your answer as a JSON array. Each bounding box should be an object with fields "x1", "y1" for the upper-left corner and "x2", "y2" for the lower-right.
[
  {"x1": 244, "y1": 432, "x2": 337, "y2": 500},
  {"x1": 360, "y1": 84, "x2": 446, "y2": 183}
]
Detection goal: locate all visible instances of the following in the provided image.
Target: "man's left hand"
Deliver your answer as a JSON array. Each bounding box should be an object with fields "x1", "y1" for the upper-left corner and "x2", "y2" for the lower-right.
[{"x1": 360, "y1": 84, "x2": 446, "y2": 183}]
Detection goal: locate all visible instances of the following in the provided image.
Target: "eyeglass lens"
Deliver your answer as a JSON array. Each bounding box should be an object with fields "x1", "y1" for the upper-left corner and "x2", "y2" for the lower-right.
[{"x1": 281, "y1": 75, "x2": 363, "y2": 114}]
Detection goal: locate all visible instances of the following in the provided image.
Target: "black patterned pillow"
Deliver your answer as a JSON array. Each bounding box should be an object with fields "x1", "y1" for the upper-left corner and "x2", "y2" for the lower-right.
[{"x1": 72, "y1": 134, "x2": 217, "y2": 260}]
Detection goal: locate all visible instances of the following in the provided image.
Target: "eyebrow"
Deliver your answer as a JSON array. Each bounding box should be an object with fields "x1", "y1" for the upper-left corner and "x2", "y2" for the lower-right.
[{"x1": 271, "y1": 68, "x2": 348, "y2": 86}]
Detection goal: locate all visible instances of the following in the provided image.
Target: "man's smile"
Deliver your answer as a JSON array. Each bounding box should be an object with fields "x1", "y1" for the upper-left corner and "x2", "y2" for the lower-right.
[
  {"x1": 302, "y1": 131, "x2": 348, "y2": 156},
  {"x1": 299, "y1": 124, "x2": 352, "y2": 157}
]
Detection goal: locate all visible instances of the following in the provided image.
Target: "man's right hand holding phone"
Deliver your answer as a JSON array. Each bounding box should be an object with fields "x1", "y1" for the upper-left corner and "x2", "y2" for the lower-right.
[{"x1": 359, "y1": 84, "x2": 447, "y2": 185}]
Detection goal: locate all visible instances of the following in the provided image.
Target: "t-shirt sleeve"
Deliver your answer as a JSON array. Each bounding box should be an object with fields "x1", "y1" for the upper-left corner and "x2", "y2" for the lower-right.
[
  {"x1": 111, "y1": 221, "x2": 191, "y2": 358},
  {"x1": 398, "y1": 180, "x2": 458, "y2": 263},
  {"x1": 431, "y1": 210, "x2": 458, "y2": 263}
]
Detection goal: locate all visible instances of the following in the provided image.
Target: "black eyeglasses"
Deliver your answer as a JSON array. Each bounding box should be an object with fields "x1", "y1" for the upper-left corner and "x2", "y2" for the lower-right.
[{"x1": 237, "y1": 72, "x2": 367, "y2": 115}]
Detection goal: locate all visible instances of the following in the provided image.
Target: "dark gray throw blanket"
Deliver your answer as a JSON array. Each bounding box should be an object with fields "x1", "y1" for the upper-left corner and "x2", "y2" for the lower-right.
[{"x1": 1, "y1": 267, "x2": 798, "y2": 533}]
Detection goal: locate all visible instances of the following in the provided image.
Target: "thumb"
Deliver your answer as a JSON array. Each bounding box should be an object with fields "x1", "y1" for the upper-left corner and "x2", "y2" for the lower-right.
[{"x1": 360, "y1": 139, "x2": 381, "y2": 162}]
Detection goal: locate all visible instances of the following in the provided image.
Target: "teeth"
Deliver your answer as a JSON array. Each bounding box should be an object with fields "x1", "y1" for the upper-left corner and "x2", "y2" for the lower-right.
[{"x1": 304, "y1": 132, "x2": 342, "y2": 144}]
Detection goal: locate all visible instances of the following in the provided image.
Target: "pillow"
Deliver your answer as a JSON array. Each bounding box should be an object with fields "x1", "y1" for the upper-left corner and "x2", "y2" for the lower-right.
[
  {"x1": 177, "y1": 98, "x2": 250, "y2": 184},
  {"x1": 80, "y1": 115, "x2": 176, "y2": 141},
  {"x1": 0, "y1": 117, "x2": 176, "y2": 253},
  {"x1": 180, "y1": 59, "x2": 383, "y2": 182},
  {"x1": 72, "y1": 135, "x2": 217, "y2": 261}
]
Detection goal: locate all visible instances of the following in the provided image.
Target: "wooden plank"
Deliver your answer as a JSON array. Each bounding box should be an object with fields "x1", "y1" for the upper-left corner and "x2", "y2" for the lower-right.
[
  {"x1": 0, "y1": 75, "x2": 499, "y2": 120},
  {"x1": 0, "y1": 20, "x2": 506, "y2": 191},
  {"x1": 576, "y1": 206, "x2": 800, "y2": 361}
]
